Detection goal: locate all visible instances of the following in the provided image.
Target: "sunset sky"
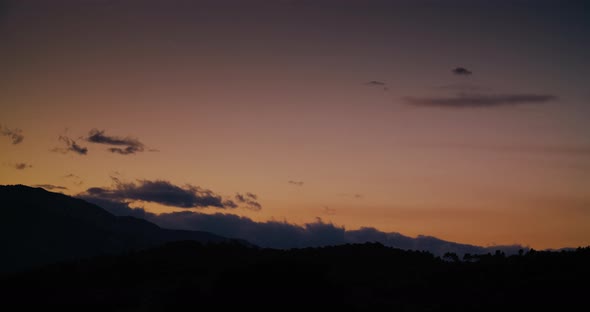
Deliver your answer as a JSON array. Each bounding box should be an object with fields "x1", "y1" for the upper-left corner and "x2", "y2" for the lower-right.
[{"x1": 1, "y1": 0, "x2": 589, "y2": 250}]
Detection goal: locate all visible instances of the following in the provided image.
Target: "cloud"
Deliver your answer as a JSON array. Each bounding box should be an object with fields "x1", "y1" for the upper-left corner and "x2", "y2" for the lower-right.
[
  {"x1": 288, "y1": 180, "x2": 304, "y2": 186},
  {"x1": 323, "y1": 206, "x2": 336, "y2": 215},
  {"x1": 338, "y1": 193, "x2": 364, "y2": 199},
  {"x1": 405, "y1": 93, "x2": 557, "y2": 108},
  {"x1": 366, "y1": 80, "x2": 386, "y2": 86},
  {"x1": 365, "y1": 80, "x2": 388, "y2": 91},
  {"x1": 437, "y1": 83, "x2": 489, "y2": 92},
  {"x1": 64, "y1": 173, "x2": 84, "y2": 185},
  {"x1": 235, "y1": 192, "x2": 262, "y2": 210},
  {"x1": 452, "y1": 67, "x2": 472, "y2": 76},
  {"x1": 53, "y1": 136, "x2": 88, "y2": 155},
  {"x1": 1, "y1": 124, "x2": 24, "y2": 144},
  {"x1": 81, "y1": 197, "x2": 525, "y2": 256},
  {"x1": 79, "y1": 178, "x2": 239, "y2": 209},
  {"x1": 33, "y1": 184, "x2": 68, "y2": 191},
  {"x1": 86, "y1": 129, "x2": 145, "y2": 155},
  {"x1": 14, "y1": 162, "x2": 32, "y2": 170}
]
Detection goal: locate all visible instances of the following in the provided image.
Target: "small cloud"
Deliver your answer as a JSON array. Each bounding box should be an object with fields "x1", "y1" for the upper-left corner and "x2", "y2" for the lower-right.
[
  {"x1": 288, "y1": 180, "x2": 304, "y2": 186},
  {"x1": 53, "y1": 136, "x2": 88, "y2": 155},
  {"x1": 405, "y1": 93, "x2": 557, "y2": 108},
  {"x1": 235, "y1": 192, "x2": 262, "y2": 210},
  {"x1": 1, "y1": 124, "x2": 24, "y2": 144},
  {"x1": 437, "y1": 83, "x2": 488, "y2": 92},
  {"x1": 364, "y1": 80, "x2": 388, "y2": 91},
  {"x1": 338, "y1": 193, "x2": 364, "y2": 199},
  {"x1": 64, "y1": 173, "x2": 84, "y2": 185},
  {"x1": 323, "y1": 206, "x2": 336, "y2": 215},
  {"x1": 14, "y1": 162, "x2": 32, "y2": 170},
  {"x1": 86, "y1": 129, "x2": 145, "y2": 155},
  {"x1": 33, "y1": 184, "x2": 68, "y2": 191},
  {"x1": 452, "y1": 67, "x2": 472, "y2": 76}
]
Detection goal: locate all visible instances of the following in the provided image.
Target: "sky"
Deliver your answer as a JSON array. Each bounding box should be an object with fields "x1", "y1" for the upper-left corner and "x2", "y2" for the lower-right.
[{"x1": 1, "y1": 0, "x2": 589, "y2": 250}]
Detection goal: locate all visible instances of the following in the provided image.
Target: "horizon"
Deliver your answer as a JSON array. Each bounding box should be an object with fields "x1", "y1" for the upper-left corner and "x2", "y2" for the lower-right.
[{"x1": 1, "y1": 0, "x2": 589, "y2": 250}]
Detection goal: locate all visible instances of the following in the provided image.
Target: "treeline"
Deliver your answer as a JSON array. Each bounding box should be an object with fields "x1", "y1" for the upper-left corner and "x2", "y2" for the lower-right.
[{"x1": 1, "y1": 242, "x2": 588, "y2": 310}]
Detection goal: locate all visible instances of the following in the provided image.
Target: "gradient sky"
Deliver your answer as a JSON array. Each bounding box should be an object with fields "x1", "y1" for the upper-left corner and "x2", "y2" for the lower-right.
[{"x1": 1, "y1": 0, "x2": 589, "y2": 249}]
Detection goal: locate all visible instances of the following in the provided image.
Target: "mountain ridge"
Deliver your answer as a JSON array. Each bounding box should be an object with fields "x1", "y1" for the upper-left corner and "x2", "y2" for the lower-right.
[{"x1": 0, "y1": 184, "x2": 244, "y2": 272}]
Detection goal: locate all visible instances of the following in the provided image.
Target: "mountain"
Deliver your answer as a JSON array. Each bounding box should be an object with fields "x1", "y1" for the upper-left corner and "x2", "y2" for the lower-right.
[{"x1": 0, "y1": 185, "x2": 241, "y2": 272}]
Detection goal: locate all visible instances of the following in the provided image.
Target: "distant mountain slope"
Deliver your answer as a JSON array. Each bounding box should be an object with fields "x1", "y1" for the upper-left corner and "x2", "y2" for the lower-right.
[{"x1": 0, "y1": 185, "x2": 239, "y2": 272}]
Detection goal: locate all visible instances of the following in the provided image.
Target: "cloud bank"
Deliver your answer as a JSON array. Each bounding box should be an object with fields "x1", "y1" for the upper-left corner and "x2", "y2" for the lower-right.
[{"x1": 79, "y1": 195, "x2": 524, "y2": 256}]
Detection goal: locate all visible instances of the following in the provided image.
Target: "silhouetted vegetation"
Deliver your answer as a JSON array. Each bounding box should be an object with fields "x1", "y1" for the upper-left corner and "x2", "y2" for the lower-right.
[{"x1": 1, "y1": 242, "x2": 588, "y2": 310}]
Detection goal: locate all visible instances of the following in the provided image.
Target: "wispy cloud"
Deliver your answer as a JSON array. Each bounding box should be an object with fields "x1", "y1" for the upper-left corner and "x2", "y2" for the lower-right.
[
  {"x1": 339, "y1": 193, "x2": 364, "y2": 199},
  {"x1": 79, "y1": 178, "x2": 244, "y2": 209},
  {"x1": 437, "y1": 83, "x2": 489, "y2": 92},
  {"x1": 86, "y1": 129, "x2": 145, "y2": 155},
  {"x1": 288, "y1": 180, "x2": 304, "y2": 186},
  {"x1": 53, "y1": 136, "x2": 88, "y2": 155},
  {"x1": 365, "y1": 80, "x2": 388, "y2": 91},
  {"x1": 405, "y1": 93, "x2": 557, "y2": 108},
  {"x1": 64, "y1": 173, "x2": 84, "y2": 185},
  {"x1": 1, "y1": 124, "x2": 24, "y2": 144},
  {"x1": 323, "y1": 206, "x2": 336, "y2": 215},
  {"x1": 452, "y1": 67, "x2": 472, "y2": 76},
  {"x1": 234, "y1": 192, "x2": 262, "y2": 210},
  {"x1": 33, "y1": 184, "x2": 68, "y2": 191},
  {"x1": 14, "y1": 162, "x2": 32, "y2": 170}
]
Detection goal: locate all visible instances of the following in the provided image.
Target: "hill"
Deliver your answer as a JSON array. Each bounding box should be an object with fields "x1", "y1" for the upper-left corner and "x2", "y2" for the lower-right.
[{"x1": 0, "y1": 185, "x2": 242, "y2": 272}]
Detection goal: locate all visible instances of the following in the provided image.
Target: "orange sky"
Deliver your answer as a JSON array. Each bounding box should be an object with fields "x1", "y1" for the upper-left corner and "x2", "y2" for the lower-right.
[{"x1": 1, "y1": 0, "x2": 589, "y2": 249}]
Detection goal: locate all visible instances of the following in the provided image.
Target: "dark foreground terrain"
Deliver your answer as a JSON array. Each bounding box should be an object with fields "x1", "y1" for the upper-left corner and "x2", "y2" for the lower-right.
[{"x1": 1, "y1": 241, "x2": 588, "y2": 310}]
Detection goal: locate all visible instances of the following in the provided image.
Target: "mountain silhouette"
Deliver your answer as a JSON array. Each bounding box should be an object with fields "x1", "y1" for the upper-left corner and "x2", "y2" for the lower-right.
[{"x1": 0, "y1": 185, "x2": 243, "y2": 272}]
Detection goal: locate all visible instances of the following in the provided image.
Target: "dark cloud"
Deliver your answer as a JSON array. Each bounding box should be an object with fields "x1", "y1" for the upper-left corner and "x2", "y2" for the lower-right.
[
  {"x1": 80, "y1": 179, "x2": 239, "y2": 209},
  {"x1": 53, "y1": 136, "x2": 88, "y2": 155},
  {"x1": 83, "y1": 197, "x2": 526, "y2": 256},
  {"x1": 452, "y1": 67, "x2": 472, "y2": 76},
  {"x1": 235, "y1": 192, "x2": 262, "y2": 210},
  {"x1": 86, "y1": 129, "x2": 145, "y2": 155},
  {"x1": 14, "y1": 162, "x2": 32, "y2": 170},
  {"x1": 288, "y1": 180, "x2": 304, "y2": 186},
  {"x1": 33, "y1": 184, "x2": 68, "y2": 191},
  {"x1": 1, "y1": 124, "x2": 24, "y2": 144},
  {"x1": 405, "y1": 93, "x2": 557, "y2": 108}
]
